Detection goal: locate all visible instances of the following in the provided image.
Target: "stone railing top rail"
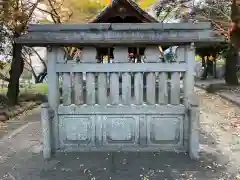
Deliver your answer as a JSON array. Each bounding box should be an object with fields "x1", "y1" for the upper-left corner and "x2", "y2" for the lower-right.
[
  {"x1": 16, "y1": 23, "x2": 225, "y2": 46},
  {"x1": 27, "y1": 23, "x2": 212, "y2": 32}
]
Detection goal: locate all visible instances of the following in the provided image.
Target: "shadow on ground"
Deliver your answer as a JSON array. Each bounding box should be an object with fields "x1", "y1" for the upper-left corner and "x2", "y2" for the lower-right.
[
  {"x1": 4, "y1": 147, "x2": 235, "y2": 180},
  {"x1": 13, "y1": 151, "x2": 231, "y2": 180},
  {"x1": 1, "y1": 127, "x2": 237, "y2": 180}
]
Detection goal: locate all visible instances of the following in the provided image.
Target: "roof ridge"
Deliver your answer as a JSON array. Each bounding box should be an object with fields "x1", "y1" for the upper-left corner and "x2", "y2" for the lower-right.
[{"x1": 90, "y1": 0, "x2": 158, "y2": 23}]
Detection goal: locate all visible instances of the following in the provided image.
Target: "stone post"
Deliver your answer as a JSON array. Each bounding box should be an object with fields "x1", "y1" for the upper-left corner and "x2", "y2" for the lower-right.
[
  {"x1": 188, "y1": 94, "x2": 200, "y2": 160},
  {"x1": 41, "y1": 103, "x2": 51, "y2": 159}
]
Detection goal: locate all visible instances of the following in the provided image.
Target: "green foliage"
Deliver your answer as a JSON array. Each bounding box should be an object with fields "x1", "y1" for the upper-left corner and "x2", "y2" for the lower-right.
[
  {"x1": 63, "y1": 0, "x2": 158, "y2": 23},
  {"x1": 0, "y1": 83, "x2": 48, "y2": 95},
  {"x1": 0, "y1": 61, "x2": 10, "y2": 81},
  {"x1": 137, "y1": 0, "x2": 159, "y2": 9},
  {"x1": 39, "y1": 19, "x2": 52, "y2": 24},
  {"x1": 25, "y1": 83, "x2": 48, "y2": 95},
  {"x1": 0, "y1": 61, "x2": 6, "y2": 69},
  {"x1": 62, "y1": 0, "x2": 107, "y2": 23}
]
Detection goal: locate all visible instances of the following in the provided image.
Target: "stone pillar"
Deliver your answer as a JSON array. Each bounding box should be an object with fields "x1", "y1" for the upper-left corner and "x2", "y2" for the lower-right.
[{"x1": 41, "y1": 103, "x2": 51, "y2": 159}]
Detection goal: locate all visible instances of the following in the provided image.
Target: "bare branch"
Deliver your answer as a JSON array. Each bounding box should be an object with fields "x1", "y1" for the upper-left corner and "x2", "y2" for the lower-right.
[{"x1": 29, "y1": 47, "x2": 47, "y2": 69}]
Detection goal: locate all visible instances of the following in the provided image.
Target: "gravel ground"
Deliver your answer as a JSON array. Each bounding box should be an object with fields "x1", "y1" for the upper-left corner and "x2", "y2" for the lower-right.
[{"x1": 1, "y1": 88, "x2": 240, "y2": 180}]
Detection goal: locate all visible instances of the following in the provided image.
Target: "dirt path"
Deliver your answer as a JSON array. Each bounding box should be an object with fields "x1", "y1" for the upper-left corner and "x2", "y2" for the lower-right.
[
  {"x1": 197, "y1": 88, "x2": 240, "y2": 178},
  {"x1": 1, "y1": 88, "x2": 240, "y2": 180},
  {"x1": 0, "y1": 107, "x2": 41, "y2": 139}
]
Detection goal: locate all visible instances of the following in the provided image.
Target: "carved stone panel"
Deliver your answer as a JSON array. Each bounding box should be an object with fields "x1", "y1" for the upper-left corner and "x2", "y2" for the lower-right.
[
  {"x1": 103, "y1": 116, "x2": 139, "y2": 145},
  {"x1": 147, "y1": 116, "x2": 183, "y2": 145},
  {"x1": 57, "y1": 112, "x2": 185, "y2": 151},
  {"x1": 59, "y1": 115, "x2": 94, "y2": 147}
]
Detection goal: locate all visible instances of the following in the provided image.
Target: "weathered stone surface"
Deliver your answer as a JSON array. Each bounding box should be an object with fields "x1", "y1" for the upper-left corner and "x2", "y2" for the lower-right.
[
  {"x1": 194, "y1": 62, "x2": 204, "y2": 78},
  {"x1": 28, "y1": 23, "x2": 212, "y2": 32},
  {"x1": 16, "y1": 30, "x2": 222, "y2": 46},
  {"x1": 216, "y1": 65, "x2": 225, "y2": 78},
  {"x1": 15, "y1": 23, "x2": 224, "y2": 46}
]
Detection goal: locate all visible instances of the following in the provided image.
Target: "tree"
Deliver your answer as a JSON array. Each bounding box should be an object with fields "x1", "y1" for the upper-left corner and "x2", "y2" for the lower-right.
[
  {"x1": 39, "y1": 0, "x2": 108, "y2": 24},
  {"x1": 0, "y1": 0, "x2": 71, "y2": 104},
  {"x1": 189, "y1": 0, "x2": 240, "y2": 85},
  {"x1": 227, "y1": 0, "x2": 240, "y2": 85},
  {"x1": 0, "y1": 0, "x2": 43, "y2": 105},
  {"x1": 65, "y1": 0, "x2": 106, "y2": 23},
  {"x1": 0, "y1": 0, "x2": 164, "y2": 105},
  {"x1": 154, "y1": 0, "x2": 192, "y2": 22},
  {"x1": 189, "y1": 0, "x2": 238, "y2": 84},
  {"x1": 155, "y1": 0, "x2": 240, "y2": 85}
]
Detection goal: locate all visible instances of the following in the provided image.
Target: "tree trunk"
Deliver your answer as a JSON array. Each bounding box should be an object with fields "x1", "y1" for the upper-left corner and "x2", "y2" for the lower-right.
[
  {"x1": 7, "y1": 35, "x2": 24, "y2": 105},
  {"x1": 224, "y1": 0, "x2": 239, "y2": 85},
  {"x1": 225, "y1": 44, "x2": 239, "y2": 85}
]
